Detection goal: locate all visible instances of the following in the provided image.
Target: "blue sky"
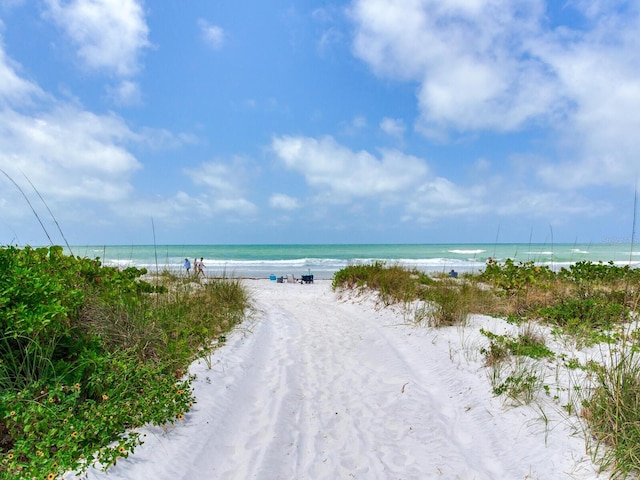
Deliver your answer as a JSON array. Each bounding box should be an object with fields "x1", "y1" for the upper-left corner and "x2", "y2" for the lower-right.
[{"x1": 0, "y1": 0, "x2": 639, "y2": 246}]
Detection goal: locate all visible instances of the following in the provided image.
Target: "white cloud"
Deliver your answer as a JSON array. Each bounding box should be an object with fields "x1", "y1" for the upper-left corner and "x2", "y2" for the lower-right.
[
  {"x1": 533, "y1": 12, "x2": 640, "y2": 188},
  {"x1": 0, "y1": 106, "x2": 141, "y2": 202},
  {"x1": 350, "y1": 0, "x2": 556, "y2": 134},
  {"x1": 352, "y1": 115, "x2": 366, "y2": 129},
  {"x1": 0, "y1": 42, "x2": 44, "y2": 105},
  {"x1": 106, "y1": 79, "x2": 141, "y2": 106},
  {"x1": 349, "y1": 0, "x2": 640, "y2": 188},
  {"x1": 495, "y1": 190, "x2": 612, "y2": 218},
  {"x1": 183, "y1": 159, "x2": 257, "y2": 216},
  {"x1": 44, "y1": 0, "x2": 150, "y2": 77},
  {"x1": 380, "y1": 117, "x2": 405, "y2": 138},
  {"x1": 114, "y1": 190, "x2": 257, "y2": 224},
  {"x1": 269, "y1": 193, "x2": 300, "y2": 210},
  {"x1": 340, "y1": 115, "x2": 367, "y2": 136},
  {"x1": 404, "y1": 177, "x2": 487, "y2": 222},
  {"x1": 271, "y1": 135, "x2": 429, "y2": 201},
  {"x1": 198, "y1": 19, "x2": 225, "y2": 50},
  {"x1": 0, "y1": 37, "x2": 147, "y2": 227},
  {"x1": 318, "y1": 27, "x2": 342, "y2": 55}
]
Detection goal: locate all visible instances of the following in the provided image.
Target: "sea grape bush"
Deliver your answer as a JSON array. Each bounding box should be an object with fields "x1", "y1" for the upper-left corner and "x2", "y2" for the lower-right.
[
  {"x1": 481, "y1": 258, "x2": 636, "y2": 339},
  {"x1": 1, "y1": 245, "x2": 246, "y2": 479},
  {"x1": 558, "y1": 260, "x2": 640, "y2": 284},
  {"x1": 480, "y1": 258, "x2": 555, "y2": 296}
]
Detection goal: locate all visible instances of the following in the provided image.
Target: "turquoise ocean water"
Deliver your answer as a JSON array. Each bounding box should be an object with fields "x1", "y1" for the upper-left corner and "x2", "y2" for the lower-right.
[{"x1": 66, "y1": 243, "x2": 640, "y2": 280}]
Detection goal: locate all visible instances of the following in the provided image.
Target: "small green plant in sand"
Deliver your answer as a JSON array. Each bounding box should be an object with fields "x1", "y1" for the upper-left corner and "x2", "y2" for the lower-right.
[
  {"x1": 480, "y1": 326, "x2": 554, "y2": 361},
  {"x1": 479, "y1": 325, "x2": 552, "y2": 406},
  {"x1": 0, "y1": 245, "x2": 250, "y2": 479}
]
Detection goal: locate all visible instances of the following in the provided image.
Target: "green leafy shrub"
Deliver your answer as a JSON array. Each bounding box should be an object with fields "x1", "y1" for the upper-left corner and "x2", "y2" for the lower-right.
[
  {"x1": 537, "y1": 296, "x2": 627, "y2": 347},
  {"x1": 480, "y1": 328, "x2": 554, "y2": 361},
  {"x1": 481, "y1": 258, "x2": 554, "y2": 297},
  {"x1": 0, "y1": 245, "x2": 249, "y2": 479}
]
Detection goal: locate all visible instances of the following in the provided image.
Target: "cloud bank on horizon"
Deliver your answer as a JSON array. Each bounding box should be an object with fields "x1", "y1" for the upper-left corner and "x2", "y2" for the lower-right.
[{"x1": 0, "y1": 0, "x2": 638, "y2": 245}]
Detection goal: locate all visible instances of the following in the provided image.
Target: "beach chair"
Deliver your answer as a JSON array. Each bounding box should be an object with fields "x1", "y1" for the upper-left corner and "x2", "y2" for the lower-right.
[
  {"x1": 287, "y1": 274, "x2": 296, "y2": 283},
  {"x1": 301, "y1": 274, "x2": 314, "y2": 284}
]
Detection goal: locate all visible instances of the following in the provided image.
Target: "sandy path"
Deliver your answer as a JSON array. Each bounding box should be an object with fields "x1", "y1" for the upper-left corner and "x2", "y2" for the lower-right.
[{"x1": 73, "y1": 280, "x2": 601, "y2": 480}]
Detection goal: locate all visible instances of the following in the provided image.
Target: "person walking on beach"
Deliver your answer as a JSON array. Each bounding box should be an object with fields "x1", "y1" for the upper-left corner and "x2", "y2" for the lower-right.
[
  {"x1": 184, "y1": 258, "x2": 191, "y2": 275},
  {"x1": 198, "y1": 257, "x2": 206, "y2": 277}
]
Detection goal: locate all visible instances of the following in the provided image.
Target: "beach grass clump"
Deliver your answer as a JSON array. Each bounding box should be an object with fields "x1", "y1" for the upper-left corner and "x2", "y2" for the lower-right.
[
  {"x1": 0, "y1": 245, "x2": 250, "y2": 479},
  {"x1": 333, "y1": 262, "x2": 503, "y2": 325},
  {"x1": 420, "y1": 279, "x2": 504, "y2": 327},
  {"x1": 332, "y1": 261, "x2": 433, "y2": 306},
  {"x1": 581, "y1": 345, "x2": 640, "y2": 479}
]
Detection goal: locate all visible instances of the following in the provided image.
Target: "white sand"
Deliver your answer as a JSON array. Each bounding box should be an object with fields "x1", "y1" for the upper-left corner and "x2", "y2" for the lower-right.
[{"x1": 68, "y1": 279, "x2": 606, "y2": 480}]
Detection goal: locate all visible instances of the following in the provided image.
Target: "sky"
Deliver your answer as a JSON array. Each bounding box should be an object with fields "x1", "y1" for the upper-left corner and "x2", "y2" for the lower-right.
[{"x1": 0, "y1": 0, "x2": 639, "y2": 246}]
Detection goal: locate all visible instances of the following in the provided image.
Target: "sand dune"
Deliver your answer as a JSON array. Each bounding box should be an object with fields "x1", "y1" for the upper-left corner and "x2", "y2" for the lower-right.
[{"x1": 70, "y1": 280, "x2": 604, "y2": 480}]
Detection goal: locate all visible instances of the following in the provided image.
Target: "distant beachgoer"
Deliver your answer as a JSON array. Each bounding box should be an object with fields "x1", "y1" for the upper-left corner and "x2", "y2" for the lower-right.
[
  {"x1": 449, "y1": 269, "x2": 458, "y2": 278},
  {"x1": 198, "y1": 257, "x2": 206, "y2": 277},
  {"x1": 194, "y1": 258, "x2": 199, "y2": 275},
  {"x1": 184, "y1": 258, "x2": 191, "y2": 274}
]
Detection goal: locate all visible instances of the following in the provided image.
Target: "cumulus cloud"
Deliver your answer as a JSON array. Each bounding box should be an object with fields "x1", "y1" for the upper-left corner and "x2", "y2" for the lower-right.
[
  {"x1": 269, "y1": 133, "x2": 610, "y2": 224},
  {"x1": 349, "y1": 0, "x2": 557, "y2": 134},
  {"x1": 271, "y1": 135, "x2": 428, "y2": 200},
  {"x1": 533, "y1": 10, "x2": 640, "y2": 188},
  {"x1": 106, "y1": 79, "x2": 141, "y2": 106},
  {"x1": 269, "y1": 193, "x2": 300, "y2": 210},
  {"x1": 348, "y1": 0, "x2": 640, "y2": 189},
  {"x1": 380, "y1": 117, "x2": 405, "y2": 138},
  {"x1": 340, "y1": 115, "x2": 367, "y2": 136},
  {"x1": 0, "y1": 106, "x2": 141, "y2": 203},
  {"x1": 44, "y1": 0, "x2": 150, "y2": 77},
  {"x1": 496, "y1": 190, "x2": 613, "y2": 219},
  {"x1": 404, "y1": 178, "x2": 488, "y2": 223},
  {"x1": 270, "y1": 135, "x2": 503, "y2": 223},
  {"x1": 0, "y1": 33, "x2": 144, "y2": 218},
  {"x1": 198, "y1": 19, "x2": 225, "y2": 50},
  {"x1": 0, "y1": 42, "x2": 44, "y2": 105},
  {"x1": 183, "y1": 160, "x2": 258, "y2": 216},
  {"x1": 114, "y1": 189, "x2": 256, "y2": 225}
]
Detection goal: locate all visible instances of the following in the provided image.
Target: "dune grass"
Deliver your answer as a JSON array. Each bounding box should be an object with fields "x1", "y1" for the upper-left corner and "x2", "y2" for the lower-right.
[
  {"x1": 333, "y1": 259, "x2": 640, "y2": 478},
  {"x1": 332, "y1": 261, "x2": 504, "y2": 326},
  {"x1": 0, "y1": 245, "x2": 250, "y2": 479}
]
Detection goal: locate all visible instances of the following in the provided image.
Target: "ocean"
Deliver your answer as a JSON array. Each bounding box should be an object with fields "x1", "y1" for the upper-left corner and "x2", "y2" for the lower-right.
[{"x1": 65, "y1": 243, "x2": 640, "y2": 280}]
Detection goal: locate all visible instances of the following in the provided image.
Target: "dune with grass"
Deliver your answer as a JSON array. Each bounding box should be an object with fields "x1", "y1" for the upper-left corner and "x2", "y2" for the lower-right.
[{"x1": 68, "y1": 276, "x2": 615, "y2": 480}]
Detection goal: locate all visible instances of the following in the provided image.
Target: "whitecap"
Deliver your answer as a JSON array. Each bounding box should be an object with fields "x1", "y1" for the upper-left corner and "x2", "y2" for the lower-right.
[{"x1": 448, "y1": 249, "x2": 486, "y2": 255}]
